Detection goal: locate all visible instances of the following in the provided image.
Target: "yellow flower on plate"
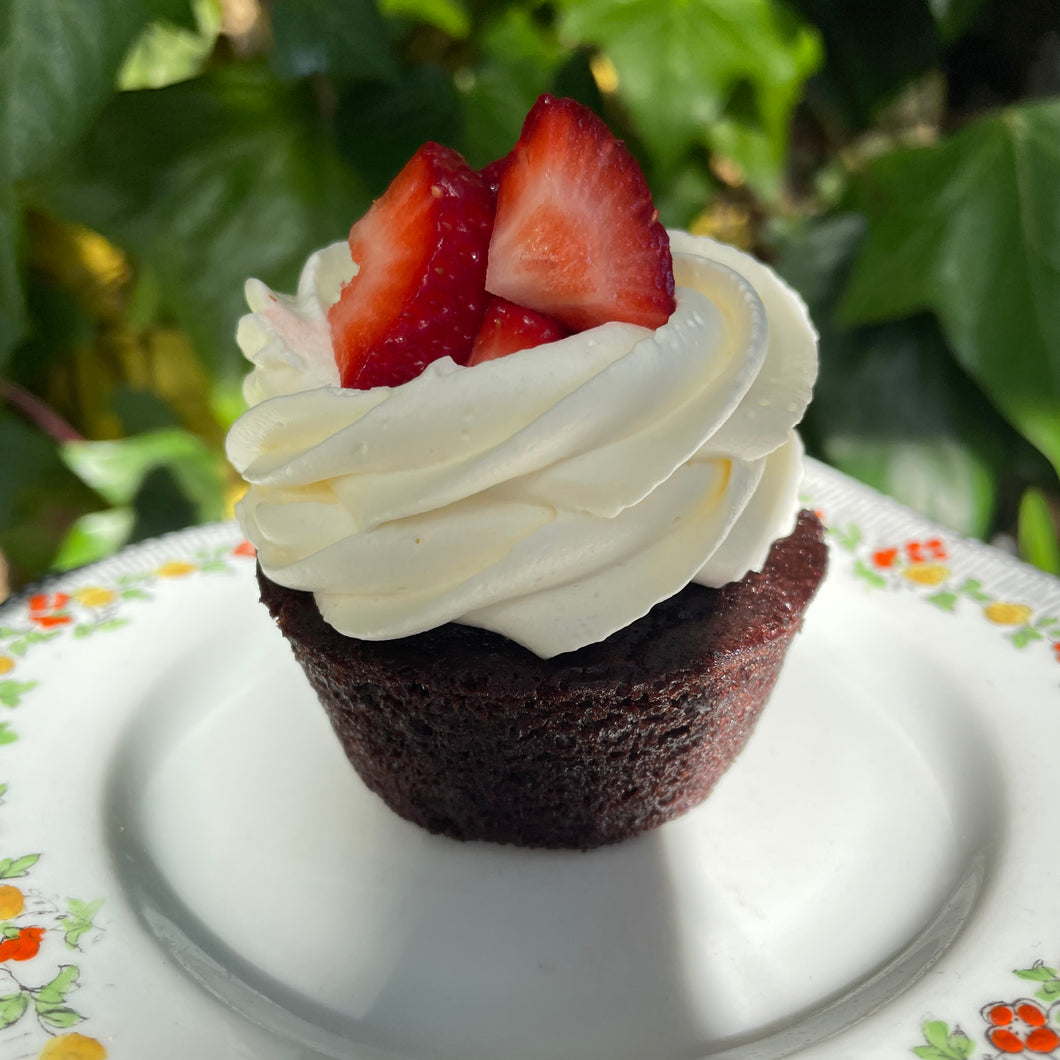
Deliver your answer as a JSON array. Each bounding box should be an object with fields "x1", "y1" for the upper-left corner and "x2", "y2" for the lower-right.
[
  {"x1": 0, "y1": 657, "x2": 14, "y2": 676},
  {"x1": 37, "y1": 1033, "x2": 107, "y2": 1060},
  {"x1": 983, "y1": 601, "x2": 1033, "y2": 626},
  {"x1": 902, "y1": 563, "x2": 949, "y2": 586},
  {"x1": 0, "y1": 884, "x2": 24, "y2": 919},
  {"x1": 155, "y1": 560, "x2": 197, "y2": 579},
  {"x1": 72, "y1": 587, "x2": 116, "y2": 608}
]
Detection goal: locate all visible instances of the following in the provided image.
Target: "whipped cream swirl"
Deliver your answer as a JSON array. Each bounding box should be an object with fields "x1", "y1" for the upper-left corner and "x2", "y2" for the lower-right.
[{"x1": 226, "y1": 230, "x2": 817, "y2": 658}]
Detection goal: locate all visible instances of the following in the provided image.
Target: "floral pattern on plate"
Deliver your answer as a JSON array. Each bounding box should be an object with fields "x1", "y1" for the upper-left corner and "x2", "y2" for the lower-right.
[
  {"x1": 0, "y1": 459, "x2": 1056, "y2": 1058},
  {"x1": 913, "y1": 963, "x2": 1060, "y2": 1058},
  {"x1": 0, "y1": 537, "x2": 256, "y2": 1058}
]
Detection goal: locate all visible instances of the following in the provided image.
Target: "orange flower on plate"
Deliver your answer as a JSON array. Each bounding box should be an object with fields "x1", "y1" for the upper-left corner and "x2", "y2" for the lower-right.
[
  {"x1": 902, "y1": 563, "x2": 949, "y2": 586},
  {"x1": 0, "y1": 884, "x2": 24, "y2": 919},
  {"x1": 906, "y1": 537, "x2": 948, "y2": 563},
  {"x1": 72, "y1": 587, "x2": 116, "y2": 608},
  {"x1": 0, "y1": 657, "x2": 14, "y2": 676},
  {"x1": 27, "y1": 593, "x2": 72, "y2": 629},
  {"x1": 155, "y1": 560, "x2": 197, "y2": 579},
  {"x1": 232, "y1": 540, "x2": 256, "y2": 558},
  {"x1": 983, "y1": 602, "x2": 1033, "y2": 626},
  {"x1": 0, "y1": 925, "x2": 44, "y2": 961},
  {"x1": 37, "y1": 1033, "x2": 107, "y2": 1060},
  {"x1": 982, "y1": 998, "x2": 1060, "y2": 1054}
]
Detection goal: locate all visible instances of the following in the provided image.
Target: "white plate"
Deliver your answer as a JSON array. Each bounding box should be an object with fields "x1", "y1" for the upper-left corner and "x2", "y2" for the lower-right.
[{"x1": 1, "y1": 459, "x2": 1058, "y2": 1060}]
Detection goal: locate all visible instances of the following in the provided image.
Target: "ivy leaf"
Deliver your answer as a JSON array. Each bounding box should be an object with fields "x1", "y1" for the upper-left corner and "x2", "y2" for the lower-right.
[
  {"x1": 457, "y1": 7, "x2": 569, "y2": 169},
  {"x1": 781, "y1": 213, "x2": 1008, "y2": 538},
  {"x1": 271, "y1": 0, "x2": 397, "y2": 83},
  {"x1": 32, "y1": 64, "x2": 370, "y2": 380},
  {"x1": 379, "y1": 0, "x2": 470, "y2": 38},
  {"x1": 556, "y1": 0, "x2": 821, "y2": 194},
  {"x1": 0, "y1": 0, "x2": 187, "y2": 181},
  {"x1": 787, "y1": 0, "x2": 940, "y2": 126},
  {"x1": 61, "y1": 429, "x2": 226, "y2": 520},
  {"x1": 0, "y1": 184, "x2": 24, "y2": 362},
  {"x1": 927, "y1": 0, "x2": 990, "y2": 41},
  {"x1": 839, "y1": 101, "x2": 1060, "y2": 481},
  {"x1": 1017, "y1": 487, "x2": 1060, "y2": 575},
  {"x1": 118, "y1": 0, "x2": 222, "y2": 91}
]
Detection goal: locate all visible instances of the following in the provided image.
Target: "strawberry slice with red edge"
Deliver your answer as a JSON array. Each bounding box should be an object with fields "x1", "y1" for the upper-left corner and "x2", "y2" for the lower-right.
[
  {"x1": 485, "y1": 95, "x2": 675, "y2": 333},
  {"x1": 327, "y1": 142, "x2": 494, "y2": 389},
  {"x1": 468, "y1": 297, "x2": 570, "y2": 366}
]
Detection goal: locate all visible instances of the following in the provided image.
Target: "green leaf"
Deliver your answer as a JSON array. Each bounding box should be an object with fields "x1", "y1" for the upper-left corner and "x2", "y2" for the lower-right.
[
  {"x1": 788, "y1": 0, "x2": 940, "y2": 126},
  {"x1": 556, "y1": 0, "x2": 821, "y2": 194},
  {"x1": 0, "y1": 724, "x2": 17, "y2": 746},
  {"x1": 827, "y1": 522, "x2": 862, "y2": 552},
  {"x1": 271, "y1": 0, "x2": 397, "y2": 83},
  {"x1": 379, "y1": 0, "x2": 469, "y2": 37},
  {"x1": 35, "y1": 1002, "x2": 85, "y2": 1030},
  {"x1": 336, "y1": 64, "x2": 462, "y2": 193},
  {"x1": 62, "y1": 897, "x2": 103, "y2": 949},
  {"x1": 781, "y1": 216, "x2": 1006, "y2": 538},
  {"x1": 35, "y1": 965, "x2": 80, "y2": 1006},
  {"x1": 0, "y1": 680, "x2": 37, "y2": 708},
  {"x1": 839, "y1": 101, "x2": 1060, "y2": 481},
  {"x1": 456, "y1": 6, "x2": 568, "y2": 169},
  {"x1": 913, "y1": 1020, "x2": 976, "y2": 1060},
  {"x1": 1014, "y1": 962, "x2": 1059, "y2": 982},
  {"x1": 926, "y1": 0, "x2": 990, "y2": 41},
  {"x1": 34, "y1": 65, "x2": 370, "y2": 379},
  {"x1": 118, "y1": 0, "x2": 222, "y2": 91},
  {"x1": 926, "y1": 592, "x2": 959, "y2": 612},
  {"x1": 0, "y1": 413, "x2": 103, "y2": 590},
  {"x1": 0, "y1": 183, "x2": 25, "y2": 365},
  {"x1": 1010, "y1": 627, "x2": 1044, "y2": 649},
  {"x1": 853, "y1": 559, "x2": 887, "y2": 589},
  {"x1": 53, "y1": 508, "x2": 137, "y2": 573},
  {"x1": 0, "y1": 990, "x2": 29, "y2": 1030},
  {"x1": 958, "y1": 579, "x2": 993, "y2": 602},
  {"x1": 0, "y1": 853, "x2": 39, "y2": 879},
  {"x1": 0, "y1": 0, "x2": 187, "y2": 181},
  {"x1": 61, "y1": 429, "x2": 226, "y2": 522},
  {"x1": 1017, "y1": 487, "x2": 1060, "y2": 575}
]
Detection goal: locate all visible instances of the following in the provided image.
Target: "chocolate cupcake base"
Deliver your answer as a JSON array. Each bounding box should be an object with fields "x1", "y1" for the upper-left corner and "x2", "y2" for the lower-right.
[{"x1": 257, "y1": 510, "x2": 827, "y2": 849}]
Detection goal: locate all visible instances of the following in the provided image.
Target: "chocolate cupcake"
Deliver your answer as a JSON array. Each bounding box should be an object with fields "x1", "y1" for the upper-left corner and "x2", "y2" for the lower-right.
[
  {"x1": 257, "y1": 509, "x2": 825, "y2": 848},
  {"x1": 227, "y1": 98, "x2": 824, "y2": 849}
]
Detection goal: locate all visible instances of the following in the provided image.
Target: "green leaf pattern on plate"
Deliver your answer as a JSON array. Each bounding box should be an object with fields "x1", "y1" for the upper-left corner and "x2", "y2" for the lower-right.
[
  {"x1": 0, "y1": 535, "x2": 257, "y2": 1057},
  {"x1": 0, "y1": 518, "x2": 1057, "y2": 1056}
]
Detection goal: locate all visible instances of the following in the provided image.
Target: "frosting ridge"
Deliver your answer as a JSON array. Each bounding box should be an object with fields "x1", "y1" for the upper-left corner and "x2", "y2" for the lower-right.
[{"x1": 227, "y1": 232, "x2": 817, "y2": 658}]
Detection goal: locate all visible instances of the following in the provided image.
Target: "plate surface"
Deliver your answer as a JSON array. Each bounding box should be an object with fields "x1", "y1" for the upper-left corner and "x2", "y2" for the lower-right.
[{"x1": 0, "y1": 459, "x2": 1058, "y2": 1060}]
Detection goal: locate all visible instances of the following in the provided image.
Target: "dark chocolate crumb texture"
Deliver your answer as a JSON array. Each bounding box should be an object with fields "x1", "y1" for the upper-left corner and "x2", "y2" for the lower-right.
[{"x1": 257, "y1": 509, "x2": 827, "y2": 849}]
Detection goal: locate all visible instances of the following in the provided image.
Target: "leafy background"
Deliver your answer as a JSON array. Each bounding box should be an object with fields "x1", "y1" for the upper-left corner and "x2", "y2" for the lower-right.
[{"x1": 2, "y1": 0, "x2": 1059, "y2": 599}]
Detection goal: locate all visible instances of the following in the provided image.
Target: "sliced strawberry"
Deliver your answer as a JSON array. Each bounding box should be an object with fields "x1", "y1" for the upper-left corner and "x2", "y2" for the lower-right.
[
  {"x1": 478, "y1": 154, "x2": 510, "y2": 200},
  {"x1": 485, "y1": 95, "x2": 675, "y2": 333},
  {"x1": 468, "y1": 297, "x2": 570, "y2": 365},
  {"x1": 327, "y1": 142, "x2": 494, "y2": 389}
]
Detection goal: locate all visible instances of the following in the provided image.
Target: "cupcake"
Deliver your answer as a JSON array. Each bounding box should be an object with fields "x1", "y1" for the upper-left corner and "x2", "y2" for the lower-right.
[{"x1": 227, "y1": 96, "x2": 826, "y2": 849}]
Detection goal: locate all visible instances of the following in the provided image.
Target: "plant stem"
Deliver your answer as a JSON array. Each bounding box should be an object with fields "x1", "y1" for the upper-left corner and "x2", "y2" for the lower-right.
[{"x1": 0, "y1": 379, "x2": 83, "y2": 443}]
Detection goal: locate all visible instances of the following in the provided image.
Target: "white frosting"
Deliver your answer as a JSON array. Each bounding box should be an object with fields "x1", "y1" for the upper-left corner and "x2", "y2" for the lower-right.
[{"x1": 226, "y1": 230, "x2": 817, "y2": 658}]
